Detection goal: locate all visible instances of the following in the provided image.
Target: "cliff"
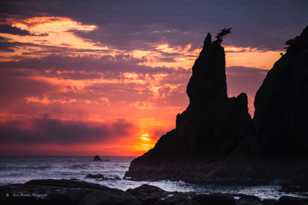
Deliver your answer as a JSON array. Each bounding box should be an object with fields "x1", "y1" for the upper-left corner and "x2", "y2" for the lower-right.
[{"x1": 254, "y1": 26, "x2": 308, "y2": 158}]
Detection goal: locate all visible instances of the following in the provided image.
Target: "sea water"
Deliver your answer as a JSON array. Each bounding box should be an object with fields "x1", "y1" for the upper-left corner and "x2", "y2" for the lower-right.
[{"x1": 0, "y1": 156, "x2": 305, "y2": 199}]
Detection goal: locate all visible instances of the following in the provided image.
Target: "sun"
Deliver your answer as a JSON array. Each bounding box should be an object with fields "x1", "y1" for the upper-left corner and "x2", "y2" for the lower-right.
[
  {"x1": 135, "y1": 133, "x2": 154, "y2": 152},
  {"x1": 140, "y1": 133, "x2": 151, "y2": 142}
]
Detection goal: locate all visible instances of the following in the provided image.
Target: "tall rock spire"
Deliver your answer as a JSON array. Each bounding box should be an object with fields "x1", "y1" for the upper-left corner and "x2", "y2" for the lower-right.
[{"x1": 126, "y1": 30, "x2": 253, "y2": 180}]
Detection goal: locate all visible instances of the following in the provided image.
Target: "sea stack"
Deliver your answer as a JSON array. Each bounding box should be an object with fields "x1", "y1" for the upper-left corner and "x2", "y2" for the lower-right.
[{"x1": 126, "y1": 29, "x2": 254, "y2": 181}]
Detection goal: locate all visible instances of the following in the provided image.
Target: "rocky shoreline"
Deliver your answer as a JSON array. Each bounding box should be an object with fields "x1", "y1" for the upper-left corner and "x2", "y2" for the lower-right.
[
  {"x1": 126, "y1": 159, "x2": 308, "y2": 186},
  {"x1": 1, "y1": 179, "x2": 307, "y2": 205}
]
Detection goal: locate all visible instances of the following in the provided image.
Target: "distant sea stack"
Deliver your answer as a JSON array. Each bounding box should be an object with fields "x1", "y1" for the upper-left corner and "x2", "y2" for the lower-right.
[
  {"x1": 126, "y1": 29, "x2": 255, "y2": 182},
  {"x1": 254, "y1": 26, "x2": 308, "y2": 158}
]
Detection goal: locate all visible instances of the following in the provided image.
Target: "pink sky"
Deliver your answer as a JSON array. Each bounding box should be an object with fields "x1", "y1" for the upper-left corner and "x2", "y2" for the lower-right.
[{"x1": 1, "y1": 1, "x2": 306, "y2": 156}]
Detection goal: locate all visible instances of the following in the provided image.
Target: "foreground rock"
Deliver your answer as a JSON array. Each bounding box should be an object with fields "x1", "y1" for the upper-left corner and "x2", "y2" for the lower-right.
[
  {"x1": 0, "y1": 179, "x2": 139, "y2": 205},
  {"x1": 126, "y1": 26, "x2": 308, "y2": 186},
  {"x1": 1, "y1": 179, "x2": 308, "y2": 205}
]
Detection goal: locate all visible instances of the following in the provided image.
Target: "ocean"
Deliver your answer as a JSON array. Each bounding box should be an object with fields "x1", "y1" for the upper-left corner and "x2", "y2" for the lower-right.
[{"x1": 0, "y1": 156, "x2": 304, "y2": 199}]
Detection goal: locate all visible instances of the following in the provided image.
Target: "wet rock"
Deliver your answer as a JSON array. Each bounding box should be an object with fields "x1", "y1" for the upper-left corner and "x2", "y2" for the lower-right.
[
  {"x1": 156, "y1": 193, "x2": 192, "y2": 205},
  {"x1": 192, "y1": 194, "x2": 236, "y2": 205},
  {"x1": 25, "y1": 179, "x2": 104, "y2": 190},
  {"x1": 277, "y1": 196, "x2": 308, "y2": 205},
  {"x1": 262, "y1": 199, "x2": 277, "y2": 205},
  {"x1": 0, "y1": 196, "x2": 50, "y2": 205},
  {"x1": 127, "y1": 184, "x2": 167, "y2": 204},
  {"x1": 3, "y1": 180, "x2": 308, "y2": 205},
  {"x1": 80, "y1": 189, "x2": 140, "y2": 205},
  {"x1": 237, "y1": 195, "x2": 262, "y2": 205}
]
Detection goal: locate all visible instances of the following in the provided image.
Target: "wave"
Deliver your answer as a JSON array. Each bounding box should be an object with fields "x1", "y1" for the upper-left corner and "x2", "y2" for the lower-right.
[{"x1": 0, "y1": 165, "x2": 52, "y2": 170}]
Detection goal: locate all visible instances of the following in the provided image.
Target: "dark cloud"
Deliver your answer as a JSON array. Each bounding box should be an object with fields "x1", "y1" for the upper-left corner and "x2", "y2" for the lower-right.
[
  {"x1": 0, "y1": 24, "x2": 31, "y2": 35},
  {"x1": 0, "y1": 54, "x2": 186, "y2": 75},
  {"x1": 1, "y1": 0, "x2": 308, "y2": 50},
  {"x1": 0, "y1": 117, "x2": 133, "y2": 144},
  {"x1": 0, "y1": 37, "x2": 18, "y2": 52}
]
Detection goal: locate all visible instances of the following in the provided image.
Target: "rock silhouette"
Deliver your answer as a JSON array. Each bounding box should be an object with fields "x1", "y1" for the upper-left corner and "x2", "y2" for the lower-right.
[
  {"x1": 254, "y1": 26, "x2": 308, "y2": 158},
  {"x1": 136, "y1": 30, "x2": 253, "y2": 159},
  {"x1": 126, "y1": 29, "x2": 255, "y2": 181},
  {"x1": 126, "y1": 26, "x2": 308, "y2": 185}
]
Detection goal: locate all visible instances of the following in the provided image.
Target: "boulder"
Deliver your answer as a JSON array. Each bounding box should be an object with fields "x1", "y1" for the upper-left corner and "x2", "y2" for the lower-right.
[
  {"x1": 237, "y1": 195, "x2": 262, "y2": 205},
  {"x1": 25, "y1": 179, "x2": 104, "y2": 190},
  {"x1": 262, "y1": 199, "x2": 278, "y2": 205},
  {"x1": 277, "y1": 196, "x2": 308, "y2": 205},
  {"x1": 80, "y1": 189, "x2": 140, "y2": 205},
  {"x1": 156, "y1": 193, "x2": 192, "y2": 205},
  {"x1": 127, "y1": 184, "x2": 167, "y2": 204},
  {"x1": 192, "y1": 194, "x2": 236, "y2": 205}
]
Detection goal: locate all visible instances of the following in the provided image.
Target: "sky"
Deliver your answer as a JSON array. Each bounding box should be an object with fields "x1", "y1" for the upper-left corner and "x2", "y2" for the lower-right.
[{"x1": 0, "y1": 0, "x2": 307, "y2": 156}]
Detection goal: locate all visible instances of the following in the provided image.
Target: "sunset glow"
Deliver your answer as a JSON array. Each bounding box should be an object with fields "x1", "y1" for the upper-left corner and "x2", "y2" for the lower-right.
[
  {"x1": 136, "y1": 133, "x2": 155, "y2": 152},
  {"x1": 0, "y1": 1, "x2": 304, "y2": 156}
]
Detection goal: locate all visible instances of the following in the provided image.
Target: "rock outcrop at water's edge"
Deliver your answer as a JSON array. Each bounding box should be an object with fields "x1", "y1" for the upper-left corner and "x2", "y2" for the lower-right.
[
  {"x1": 1, "y1": 179, "x2": 307, "y2": 205},
  {"x1": 126, "y1": 26, "x2": 308, "y2": 186}
]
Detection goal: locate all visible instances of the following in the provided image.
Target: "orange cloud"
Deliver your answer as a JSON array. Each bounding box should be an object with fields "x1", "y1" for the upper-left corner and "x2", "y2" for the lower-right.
[
  {"x1": 0, "y1": 16, "x2": 122, "y2": 61},
  {"x1": 131, "y1": 43, "x2": 282, "y2": 70},
  {"x1": 0, "y1": 15, "x2": 282, "y2": 71},
  {"x1": 7, "y1": 16, "x2": 100, "y2": 49},
  {"x1": 25, "y1": 96, "x2": 77, "y2": 105},
  {"x1": 225, "y1": 46, "x2": 282, "y2": 70}
]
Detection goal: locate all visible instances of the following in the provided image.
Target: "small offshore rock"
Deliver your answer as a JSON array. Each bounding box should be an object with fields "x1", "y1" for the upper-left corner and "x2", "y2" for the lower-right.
[{"x1": 93, "y1": 155, "x2": 102, "y2": 161}]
